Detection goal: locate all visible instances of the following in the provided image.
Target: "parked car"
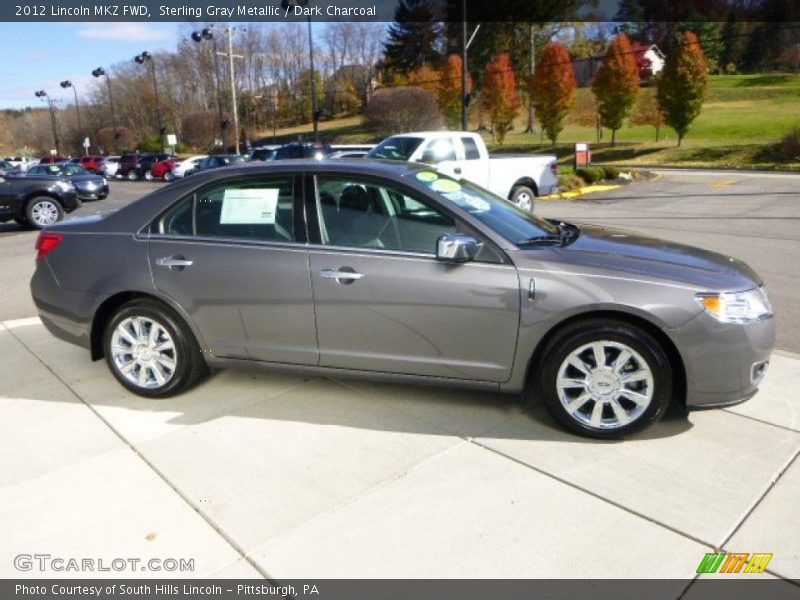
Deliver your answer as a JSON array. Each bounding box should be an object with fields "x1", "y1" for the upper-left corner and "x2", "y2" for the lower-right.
[
  {"x1": 272, "y1": 142, "x2": 332, "y2": 160},
  {"x1": 248, "y1": 146, "x2": 279, "y2": 161},
  {"x1": 0, "y1": 171, "x2": 78, "y2": 228},
  {"x1": 25, "y1": 163, "x2": 109, "y2": 201},
  {"x1": 170, "y1": 154, "x2": 207, "y2": 179},
  {"x1": 366, "y1": 131, "x2": 559, "y2": 211},
  {"x1": 152, "y1": 157, "x2": 177, "y2": 181},
  {"x1": 78, "y1": 155, "x2": 105, "y2": 173},
  {"x1": 29, "y1": 160, "x2": 774, "y2": 438},
  {"x1": 38, "y1": 156, "x2": 68, "y2": 165},
  {"x1": 328, "y1": 150, "x2": 368, "y2": 159},
  {"x1": 184, "y1": 154, "x2": 246, "y2": 176},
  {"x1": 99, "y1": 155, "x2": 121, "y2": 178},
  {"x1": 118, "y1": 152, "x2": 171, "y2": 181},
  {"x1": 0, "y1": 160, "x2": 20, "y2": 175},
  {"x1": 4, "y1": 156, "x2": 35, "y2": 172}
]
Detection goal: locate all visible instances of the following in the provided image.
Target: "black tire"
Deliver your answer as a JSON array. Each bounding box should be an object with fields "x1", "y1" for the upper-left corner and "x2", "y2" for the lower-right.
[
  {"x1": 532, "y1": 318, "x2": 672, "y2": 439},
  {"x1": 510, "y1": 185, "x2": 535, "y2": 212},
  {"x1": 103, "y1": 299, "x2": 208, "y2": 398},
  {"x1": 25, "y1": 196, "x2": 64, "y2": 229}
]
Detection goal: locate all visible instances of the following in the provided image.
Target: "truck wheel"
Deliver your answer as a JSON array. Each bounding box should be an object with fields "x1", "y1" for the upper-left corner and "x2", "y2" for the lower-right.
[
  {"x1": 26, "y1": 197, "x2": 64, "y2": 229},
  {"x1": 510, "y1": 186, "x2": 535, "y2": 212}
]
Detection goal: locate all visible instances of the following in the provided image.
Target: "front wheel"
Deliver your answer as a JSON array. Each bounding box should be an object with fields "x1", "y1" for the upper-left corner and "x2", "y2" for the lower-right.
[
  {"x1": 127, "y1": 170, "x2": 139, "y2": 181},
  {"x1": 510, "y1": 185, "x2": 535, "y2": 212},
  {"x1": 534, "y1": 318, "x2": 672, "y2": 438},
  {"x1": 164, "y1": 171, "x2": 175, "y2": 182},
  {"x1": 103, "y1": 300, "x2": 207, "y2": 398},
  {"x1": 26, "y1": 197, "x2": 64, "y2": 229},
  {"x1": 144, "y1": 170, "x2": 154, "y2": 181}
]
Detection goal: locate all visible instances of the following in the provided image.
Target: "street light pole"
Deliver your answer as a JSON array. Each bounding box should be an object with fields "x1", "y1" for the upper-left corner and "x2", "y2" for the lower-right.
[
  {"x1": 92, "y1": 67, "x2": 119, "y2": 151},
  {"x1": 35, "y1": 90, "x2": 60, "y2": 155},
  {"x1": 135, "y1": 51, "x2": 164, "y2": 145},
  {"x1": 60, "y1": 80, "x2": 84, "y2": 155},
  {"x1": 192, "y1": 28, "x2": 229, "y2": 151}
]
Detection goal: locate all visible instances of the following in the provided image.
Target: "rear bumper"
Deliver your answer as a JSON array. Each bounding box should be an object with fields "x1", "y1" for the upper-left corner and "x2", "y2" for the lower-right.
[{"x1": 669, "y1": 312, "x2": 775, "y2": 409}]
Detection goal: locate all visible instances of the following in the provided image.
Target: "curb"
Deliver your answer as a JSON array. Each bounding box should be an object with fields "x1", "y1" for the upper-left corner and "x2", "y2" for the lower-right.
[{"x1": 540, "y1": 183, "x2": 622, "y2": 200}]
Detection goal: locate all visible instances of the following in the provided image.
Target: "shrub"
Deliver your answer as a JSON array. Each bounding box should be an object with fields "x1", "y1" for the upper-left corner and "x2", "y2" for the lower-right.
[
  {"x1": 363, "y1": 87, "x2": 442, "y2": 138},
  {"x1": 774, "y1": 128, "x2": 800, "y2": 161},
  {"x1": 181, "y1": 110, "x2": 228, "y2": 151},
  {"x1": 137, "y1": 136, "x2": 164, "y2": 153},
  {"x1": 96, "y1": 126, "x2": 134, "y2": 154},
  {"x1": 602, "y1": 165, "x2": 621, "y2": 179},
  {"x1": 576, "y1": 166, "x2": 604, "y2": 184}
]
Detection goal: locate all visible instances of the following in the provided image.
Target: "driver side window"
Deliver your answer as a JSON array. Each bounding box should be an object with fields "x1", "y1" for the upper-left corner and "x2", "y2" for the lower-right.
[{"x1": 316, "y1": 176, "x2": 457, "y2": 254}]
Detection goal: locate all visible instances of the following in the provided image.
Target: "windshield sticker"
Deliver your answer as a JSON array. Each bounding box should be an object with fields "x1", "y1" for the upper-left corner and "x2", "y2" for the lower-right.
[
  {"x1": 461, "y1": 194, "x2": 492, "y2": 211},
  {"x1": 430, "y1": 178, "x2": 461, "y2": 193},
  {"x1": 220, "y1": 188, "x2": 279, "y2": 224},
  {"x1": 415, "y1": 171, "x2": 438, "y2": 182}
]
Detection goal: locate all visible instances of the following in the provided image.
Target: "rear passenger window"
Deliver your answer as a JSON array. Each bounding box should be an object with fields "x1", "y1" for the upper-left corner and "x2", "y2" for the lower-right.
[
  {"x1": 158, "y1": 177, "x2": 295, "y2": 242},
  {"x1": 461, "y1": 137, "x2": 481, "y2": 160}
]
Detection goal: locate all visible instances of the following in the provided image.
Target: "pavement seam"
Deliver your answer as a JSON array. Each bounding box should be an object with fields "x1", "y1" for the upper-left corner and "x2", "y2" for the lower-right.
[
  {"x1": 5, "y1": 325, "x2": 275, "y2": 582},
  {"x1": 717, "y1": 444, "x2": 800, "y2": 555},
  {"x1": 721, "y1": 408, "x2": 800, "y2": 434},
  {"x1": 469, "y1": 439, "x2": 717, "y2": 551}
]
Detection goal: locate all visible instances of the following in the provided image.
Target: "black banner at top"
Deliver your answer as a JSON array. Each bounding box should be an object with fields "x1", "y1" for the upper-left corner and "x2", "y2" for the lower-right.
[{"x1": 2, "y1": 0, "x2": 799, "y2": 23}]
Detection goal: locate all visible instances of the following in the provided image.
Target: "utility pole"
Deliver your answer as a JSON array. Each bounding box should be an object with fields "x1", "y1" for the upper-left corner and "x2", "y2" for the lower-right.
[
  {"x1": 308, "y1": 16, "x2": 319, "y2": 141},
  {"x1": 461, "y1": 0, "x2": 468, "y2": 131},
  {"x1": 227, "y1": 26, "x2": 241, "y2": 154}
]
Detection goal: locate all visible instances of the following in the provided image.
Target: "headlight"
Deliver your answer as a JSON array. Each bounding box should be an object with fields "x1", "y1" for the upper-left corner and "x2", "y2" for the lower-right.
[
  {"x1": 55, "y1": 180, "x2": 74, "y2": 192},
  {"x1": 102, "y1": 177, "x2": 107, "y2": 186},
  {"x1": 696, "y1": 287, "x2": 772, "y2": 324}
]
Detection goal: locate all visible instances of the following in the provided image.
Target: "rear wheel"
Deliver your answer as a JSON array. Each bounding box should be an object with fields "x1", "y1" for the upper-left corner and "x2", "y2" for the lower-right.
[
  {"x1": 144, "y1": 170, "x2": 154, "y2": 181},
  {"x1": 26, "y1": 197, "x2": 64, "y2": 229},
  {"x1": 127, "y1": 170, "x2": 139, "y2": 181},
  {"x1": 510, "y1": 185, "x2": 535, "y2": 212},
  {"x1": 533, "y1": 318, "x2": 672, "y2": 438},
  {"x1": 103, "y1": 300, "x2": 207, "y2": 397}
]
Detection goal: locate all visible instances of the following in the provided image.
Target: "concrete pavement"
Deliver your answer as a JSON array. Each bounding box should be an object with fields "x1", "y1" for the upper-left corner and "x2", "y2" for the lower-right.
[{"x1": 1, "y1": 316, "x2": 798, "y2": 582}]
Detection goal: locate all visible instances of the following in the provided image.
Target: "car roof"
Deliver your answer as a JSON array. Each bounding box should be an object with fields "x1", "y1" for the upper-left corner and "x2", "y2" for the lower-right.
[{"x1": 219, "y1": 158, "x2": 429, "y2": 178}]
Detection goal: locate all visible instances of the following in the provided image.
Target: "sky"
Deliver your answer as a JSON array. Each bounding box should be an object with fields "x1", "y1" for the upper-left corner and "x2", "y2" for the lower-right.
[{"x1": 0, "y1": 22, "x2": 184, "y2": 109}]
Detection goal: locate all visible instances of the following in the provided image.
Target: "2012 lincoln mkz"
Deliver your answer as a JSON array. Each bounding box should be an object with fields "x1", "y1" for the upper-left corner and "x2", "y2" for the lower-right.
[{"x1": 30, "y1": 160, "x2": 774, "y2": 437}]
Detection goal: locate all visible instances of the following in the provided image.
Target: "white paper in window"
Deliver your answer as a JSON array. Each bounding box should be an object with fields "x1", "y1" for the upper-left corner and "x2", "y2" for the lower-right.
[{"x1": 220, "y1": 188, "x2": 279, "y2": 224}]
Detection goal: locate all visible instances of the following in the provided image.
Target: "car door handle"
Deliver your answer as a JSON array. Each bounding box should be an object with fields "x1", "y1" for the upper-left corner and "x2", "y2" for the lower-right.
[
  {"x1": 453, "y1": 167, "x2": 462, "y2": 175},
  {"x1": 320, "y1": 268, "x2": 365, "y2": 283},
  {"x1": 156, "y1": 256, "x2": 193, "y2": 269}
]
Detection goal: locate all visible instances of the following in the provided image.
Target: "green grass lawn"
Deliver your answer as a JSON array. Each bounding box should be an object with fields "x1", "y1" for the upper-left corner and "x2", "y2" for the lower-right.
[{"x1": 257, "y1": 74, "x2": 800, "y2": 170}]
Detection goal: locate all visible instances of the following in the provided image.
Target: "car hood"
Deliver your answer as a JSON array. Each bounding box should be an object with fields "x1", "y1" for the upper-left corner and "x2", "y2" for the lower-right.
[
  {"x1": 517, "y1": 223, "x2": 762, "y2": 292},
  {"x1": 68, "y1": 175, "x2": 105, "y2": 184}
]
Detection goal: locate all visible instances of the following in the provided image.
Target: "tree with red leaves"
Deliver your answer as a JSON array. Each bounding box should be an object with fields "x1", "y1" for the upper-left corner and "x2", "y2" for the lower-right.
[
  {"x1": 592, "y1": 33, "x2": 640, "y2": 145},
  {"x1": 481, "y1": 53, "x2": 521, "y2": 145},
  {"x1": 529, "y1": 41, "x2": 577, "y2": 144}
]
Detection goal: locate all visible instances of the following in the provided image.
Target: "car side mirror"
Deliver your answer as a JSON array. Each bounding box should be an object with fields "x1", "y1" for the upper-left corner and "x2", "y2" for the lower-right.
[{"x1": 436, "y1": 234, "x2": 480, "y2": 263}]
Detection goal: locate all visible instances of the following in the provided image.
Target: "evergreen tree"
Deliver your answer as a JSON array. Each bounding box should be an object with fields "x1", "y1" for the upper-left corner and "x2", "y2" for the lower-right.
[
  {"x1": 529, "y1": 41, "x2": 577, "y2": 144},
  {"x1": 592, "y1": 34, "x2": 640, "y2": 145},
  {"x1": 381, "y1": 0, "x2": 443, "y2": 80},
  {"x1": 657, "y1": 31, "x2": 709, "y2": 146}
]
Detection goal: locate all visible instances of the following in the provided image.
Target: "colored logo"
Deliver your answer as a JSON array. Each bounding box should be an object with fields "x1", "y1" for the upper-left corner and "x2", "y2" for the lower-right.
[{"x1": 696, "y1": 552, "x2": 773, "y2": 574}]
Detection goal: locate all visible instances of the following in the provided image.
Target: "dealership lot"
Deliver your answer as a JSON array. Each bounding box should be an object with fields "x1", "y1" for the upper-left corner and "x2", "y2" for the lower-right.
[{"x1": 1, "y1": 171, "x2": 798, "y2": 586}]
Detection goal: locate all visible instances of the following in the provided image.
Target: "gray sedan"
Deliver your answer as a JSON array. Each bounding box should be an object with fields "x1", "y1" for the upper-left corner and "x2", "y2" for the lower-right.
[
  {"x1": 29, "y1": 160, "x2": 774, "y2": 438},
  {"x1": 26, "y1": 163, "x2": 109, "y2": 201}
]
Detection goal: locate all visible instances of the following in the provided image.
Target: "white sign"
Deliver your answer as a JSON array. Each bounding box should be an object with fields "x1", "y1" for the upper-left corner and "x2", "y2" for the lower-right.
[
  {"x1": 50, "y1": 149, "x2": 57, "y2": 155},
  {"x1": 220, "y1": 188, "x2": 279, "y2": 225},
  {"x1": 166, "y1": 134, "x2": 177, "y2": 146},
  {"x1": 83, "y1": 137, "x2": 90, "y2": 148},
  {"x1": 575, "y1": 143, "x2": 588, "y2": 151}
]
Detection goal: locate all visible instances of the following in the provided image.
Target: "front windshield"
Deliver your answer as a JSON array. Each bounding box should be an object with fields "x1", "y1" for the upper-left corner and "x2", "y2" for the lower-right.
[
  {"x1": 367, "y1": 136, "x2": 424, "y2": 161},
  {"x1": 410, "y1": 170, "x2": 560, "y2": 243},
  {"x1": 62, "y1": 165, "x2": 87, "y2": 176}
]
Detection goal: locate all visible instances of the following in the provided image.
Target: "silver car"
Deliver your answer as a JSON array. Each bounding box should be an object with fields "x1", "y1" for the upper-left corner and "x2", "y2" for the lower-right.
[{"x1": 30, "y1": 160, "x2": 775, "y2": 438}]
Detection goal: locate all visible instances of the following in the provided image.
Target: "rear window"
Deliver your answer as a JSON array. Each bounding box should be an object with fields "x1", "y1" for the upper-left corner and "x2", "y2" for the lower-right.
[{"x1": 461, "y1": 137, "x2": 481, "y2": 160}]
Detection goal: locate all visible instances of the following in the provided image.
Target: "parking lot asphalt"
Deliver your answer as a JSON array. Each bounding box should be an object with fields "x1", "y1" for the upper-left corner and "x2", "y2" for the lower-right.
[{"x1": 1, "y1": 171, "x2": 799, "y2": 584}]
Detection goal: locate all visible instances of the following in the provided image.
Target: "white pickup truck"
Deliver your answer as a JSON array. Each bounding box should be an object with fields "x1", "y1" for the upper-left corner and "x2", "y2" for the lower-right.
[{"x1": 365, "y1": 131, "x2": 558, "y2": 211}]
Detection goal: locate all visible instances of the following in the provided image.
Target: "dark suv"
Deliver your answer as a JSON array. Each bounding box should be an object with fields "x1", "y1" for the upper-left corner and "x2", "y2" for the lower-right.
[
  {"x1": 0, "y1": 172, "x2": 80, "y2": 228},
  {"x1": 273, "y1": 142, "x2": 332, "y2": 160},
  {"x1": 118, "y1": 153, "x2": 170, "y2": 181}
]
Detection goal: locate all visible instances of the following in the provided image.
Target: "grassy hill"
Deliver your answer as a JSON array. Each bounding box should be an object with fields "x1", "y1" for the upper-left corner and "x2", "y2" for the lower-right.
[{"x1": 260, "y1": 74, "x2": 800, "y2": 170}]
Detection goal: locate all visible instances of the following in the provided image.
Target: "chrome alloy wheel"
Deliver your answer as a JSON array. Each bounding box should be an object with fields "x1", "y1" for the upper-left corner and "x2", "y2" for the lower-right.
[
  {"x1": 110, "y1": 316, "x2": 177, "y2": 389},
  {"x1": 514, "y1": 191, "x2": 533, "y2": 212},
  {"x1": 30, "y1": 200, "x2": 60, "y2": 226},
  {"x1": 555, "y1": 340, "x2": 654, "y2": 430}
]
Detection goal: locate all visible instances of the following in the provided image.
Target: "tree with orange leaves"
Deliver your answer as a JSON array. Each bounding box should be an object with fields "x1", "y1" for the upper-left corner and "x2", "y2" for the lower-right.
[
  {"x1": 438, "y1": 54, "x2": 472, "y2": 129},
  {"x1": 529, "y1": 41, "x2": 577, "y2": 144},
  {"x1": 591, "y1": 33, "x2": 640, "y2": 145},
  {"x1": 481, "y1": 53, "x2": 521, "y2": 145},
  {"x1": 406, "y1": 63, "x2": 441, "y2": 96}
]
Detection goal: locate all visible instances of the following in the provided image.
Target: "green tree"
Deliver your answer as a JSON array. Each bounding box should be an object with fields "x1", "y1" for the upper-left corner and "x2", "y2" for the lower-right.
[
  {"x1": 381, "y1": 0, "x2": 443, "y2": 80},
  {"x1": 657, "y1": 31, "x2": 709, "y2": 146},
  {"x1": 591, "y1": 34, "x2": 640, "y2": 145},
  {"x1": 529, "y1": 41, "x2": 577, "y2": 144}
]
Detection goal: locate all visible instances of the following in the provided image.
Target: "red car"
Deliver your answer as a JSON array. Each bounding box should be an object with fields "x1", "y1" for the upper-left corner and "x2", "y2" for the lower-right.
[
  {"x1": 151, "y1": 156, "x2": 177, "y2": 181},
  {"x1": 78, "y1": 155, "x2": 105, "y2": 173}
]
